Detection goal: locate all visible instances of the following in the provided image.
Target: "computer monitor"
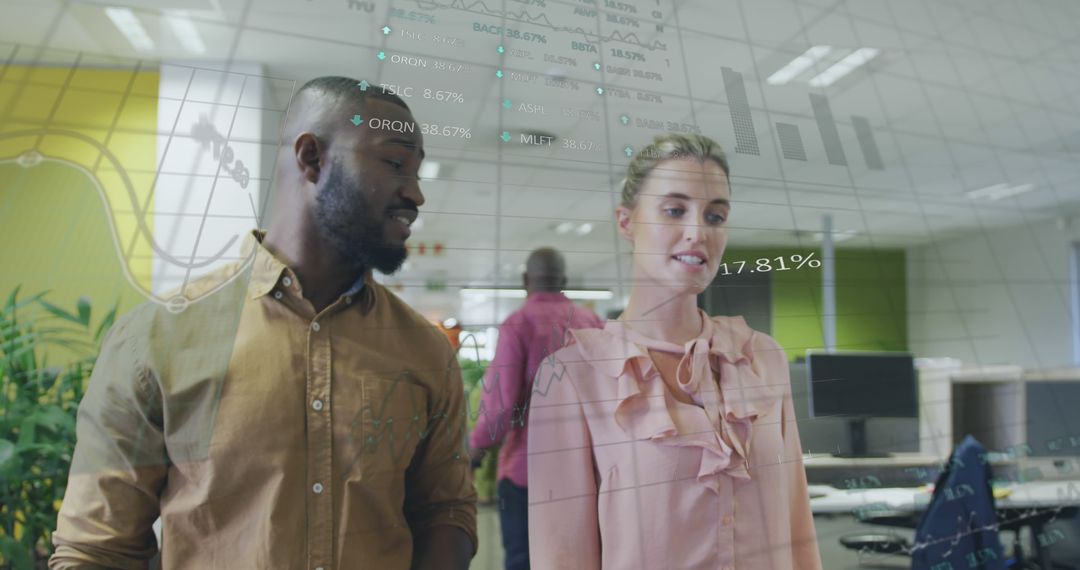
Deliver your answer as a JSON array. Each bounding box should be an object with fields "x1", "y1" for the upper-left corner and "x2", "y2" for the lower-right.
[
  {"x1": 807, "y1": 351, "x2": 917, "y2": 457},
  {"x1": 1025, "y1": 381, "x2": 1080, "y2": 458}
]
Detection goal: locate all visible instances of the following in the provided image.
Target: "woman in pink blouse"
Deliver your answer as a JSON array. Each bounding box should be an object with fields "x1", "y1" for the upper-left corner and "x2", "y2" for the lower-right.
[{"x1": 527, "y1": 134, "x2": 822, "y2": 570}]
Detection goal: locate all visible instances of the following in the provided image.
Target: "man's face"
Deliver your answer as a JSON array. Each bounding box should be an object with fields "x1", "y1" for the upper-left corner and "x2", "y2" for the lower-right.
[{"x1": 313, "y1": 98, "x2": 425, "y2": 274}]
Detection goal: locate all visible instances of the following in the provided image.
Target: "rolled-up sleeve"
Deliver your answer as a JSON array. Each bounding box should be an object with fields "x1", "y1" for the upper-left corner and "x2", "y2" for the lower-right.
[
  {"x1": 51, "y1": 315, "x2": 168, "y2": 570},
  {"x1": 404, "y1": 347, "x2": 478, "y2": 553},
  {"x1": 527, "y1": 357, "x2": 601, "y2": 570}
]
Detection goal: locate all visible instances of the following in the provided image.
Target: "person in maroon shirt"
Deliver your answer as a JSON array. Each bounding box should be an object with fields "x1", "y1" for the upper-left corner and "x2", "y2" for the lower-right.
[{"x1": 468, "y1": 247, "x2": 604, "y2": 570}]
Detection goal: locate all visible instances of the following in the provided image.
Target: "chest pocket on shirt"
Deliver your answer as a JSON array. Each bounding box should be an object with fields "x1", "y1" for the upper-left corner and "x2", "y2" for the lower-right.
[{"x1": 349, "y1": 376, "x2": 430, "y2": 479}]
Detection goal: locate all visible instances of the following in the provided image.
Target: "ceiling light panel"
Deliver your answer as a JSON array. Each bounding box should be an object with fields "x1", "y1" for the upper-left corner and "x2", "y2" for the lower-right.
[
  {"x1": 767, "y1": 46, "x2": 833, "y2": 86},
  {"x1": 105, "y1": 7, "x2": 155, "y2": 52},
  {"x1": 165, "y1": 11, "x2": 207, "y2": 54},
  {"x1": 808, "y1": 48, "x2": 880, "y2": 87}
]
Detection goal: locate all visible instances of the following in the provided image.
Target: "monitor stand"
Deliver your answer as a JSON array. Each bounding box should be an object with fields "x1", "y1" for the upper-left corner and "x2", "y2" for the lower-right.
[{"x1": 832, "y1": 418, "x2": 892, "y2": 458}]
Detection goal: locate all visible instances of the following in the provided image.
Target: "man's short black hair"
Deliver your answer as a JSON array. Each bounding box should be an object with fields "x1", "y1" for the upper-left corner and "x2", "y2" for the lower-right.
[{"x1": 294, "y1": 75, "x2": 411, "y2": 113}]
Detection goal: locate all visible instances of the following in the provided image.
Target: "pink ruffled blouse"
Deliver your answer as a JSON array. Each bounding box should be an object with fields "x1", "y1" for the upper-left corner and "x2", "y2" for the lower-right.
[{"x1": 527, "y1": 312, "x2": 822, "y2": 569}]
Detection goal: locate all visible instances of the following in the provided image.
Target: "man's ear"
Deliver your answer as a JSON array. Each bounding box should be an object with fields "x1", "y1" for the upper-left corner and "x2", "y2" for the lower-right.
[
  {"x1": 294, "y1": 132, "x2": 323, "y2": 185},
  {"x1": 615, "y1": 205, "x2": 635, "y2": 244}
]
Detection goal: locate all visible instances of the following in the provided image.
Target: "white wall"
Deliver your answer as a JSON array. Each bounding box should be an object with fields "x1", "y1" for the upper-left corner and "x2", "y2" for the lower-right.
[
  {"x1": 153, "y1": 62, "x2": 289, "y2": 305},
  {"x1": 907, "y1": 216, "x2": 1080, "y2": 369}
]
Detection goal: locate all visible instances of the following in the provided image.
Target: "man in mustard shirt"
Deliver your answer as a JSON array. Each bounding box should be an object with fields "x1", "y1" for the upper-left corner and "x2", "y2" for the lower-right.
[{"x1": 50, "y1": 76, "x2": 477, "y2": 569}]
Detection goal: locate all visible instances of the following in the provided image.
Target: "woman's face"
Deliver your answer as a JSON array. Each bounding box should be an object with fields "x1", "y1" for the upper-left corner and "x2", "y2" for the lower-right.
[{"x1": 616, "y1": 157, "x2": 731, "y2": 297}]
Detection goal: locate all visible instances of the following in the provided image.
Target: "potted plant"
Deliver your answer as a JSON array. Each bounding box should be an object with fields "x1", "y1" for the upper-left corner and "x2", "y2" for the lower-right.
[
  {"x1": 0, "y1": 289, "x2": 116, "y2": 569},
  {"x1": 459, "y1": 358, "x2": 500, "y2": 504}
]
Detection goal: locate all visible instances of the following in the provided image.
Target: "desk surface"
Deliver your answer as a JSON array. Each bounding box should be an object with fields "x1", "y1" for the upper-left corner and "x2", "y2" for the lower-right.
[
  {"x1": 809, "y1": 480, "x2": 1080, "y2": 514},
  {"x1": 803, "y1": 452, "x2": 1019, "y2": 469},
  {"x1": 804, "y1": 453, "x2": 942, "y2": 468}
]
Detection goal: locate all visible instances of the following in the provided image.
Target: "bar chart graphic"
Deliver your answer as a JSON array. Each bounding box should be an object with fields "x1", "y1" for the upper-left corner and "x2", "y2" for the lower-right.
[
  {"x1": 809, "y1": 93, "x2": 848, "y2": 166},
  {"x1": 776, "y1": 123, "x2": 808, "y2": 161},
  {"x1": 722, "y1": 67, "x2": 760, "y2": 156},
  {"x1": 852, "y1": 115, "x2": 885, "y2": 170}
]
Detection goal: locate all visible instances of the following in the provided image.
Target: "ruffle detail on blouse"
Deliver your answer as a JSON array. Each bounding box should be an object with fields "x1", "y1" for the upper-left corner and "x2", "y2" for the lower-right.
[{"x1": 569, "y1": 314, "x2": 779, "y2": 491}]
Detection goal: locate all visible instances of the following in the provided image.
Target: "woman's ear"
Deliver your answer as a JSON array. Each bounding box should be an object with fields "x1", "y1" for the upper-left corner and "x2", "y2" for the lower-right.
[{"x1": 615, "y1": 205, "x2": 634, "y2": 244}]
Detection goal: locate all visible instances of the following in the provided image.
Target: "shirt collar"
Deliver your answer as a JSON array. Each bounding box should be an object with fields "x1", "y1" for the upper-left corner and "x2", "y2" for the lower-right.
[
  {"x1": 243, "y1": 230, "x2": 366, "y2": 302},
  {"x1": 526, "y1": 291, "x2": 569, "y2": 303},
  {"x1": 342, "y1": 274, "x2": 366, "y2": 297},
  {"x1": 570, "y1": 309, "x2": 755, "y2": 378},
  {"x1": 245, "y1": 230, "x2": 288, "y2": 300}
]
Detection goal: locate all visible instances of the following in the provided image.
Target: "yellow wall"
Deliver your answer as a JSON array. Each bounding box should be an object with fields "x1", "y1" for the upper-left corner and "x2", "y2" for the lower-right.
[{"x1": 0, "y1": 66, "x2": 159, "y2": 320}]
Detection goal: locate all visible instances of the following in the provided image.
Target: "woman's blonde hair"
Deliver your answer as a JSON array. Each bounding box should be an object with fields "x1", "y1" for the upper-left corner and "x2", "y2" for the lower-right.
[{"x1": 620, "y1": 133, "x2": 730, "y2": 207}]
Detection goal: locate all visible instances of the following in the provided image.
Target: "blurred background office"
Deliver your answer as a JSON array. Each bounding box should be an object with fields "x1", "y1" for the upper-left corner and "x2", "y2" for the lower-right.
[{"x1": 2, "y1": 0, "x2": 1080, "y2": 568}]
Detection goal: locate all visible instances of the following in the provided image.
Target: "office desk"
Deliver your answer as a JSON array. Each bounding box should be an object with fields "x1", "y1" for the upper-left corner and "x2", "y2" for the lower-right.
[
  {"x1": 804, "y1": 453, "x2": 945, "y2": 487},
  {"x1": 809, "y1": 480, "x2": 1080, "y2": 514},
  {"x1": 804, "y1": 453, "x2": 942, "y2": 468},
  {"x1": 803, "y1": 452, "x2": 1021, "y2": 487},
  {"x1": 809, "y1": 480, "x2": 1080, "y2": 568}
]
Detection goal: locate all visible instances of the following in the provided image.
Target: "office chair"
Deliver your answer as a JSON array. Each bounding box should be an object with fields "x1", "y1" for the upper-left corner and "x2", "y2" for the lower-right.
[{"x1": 837, "y1": 436, "x2": 1069, "y2": 569}]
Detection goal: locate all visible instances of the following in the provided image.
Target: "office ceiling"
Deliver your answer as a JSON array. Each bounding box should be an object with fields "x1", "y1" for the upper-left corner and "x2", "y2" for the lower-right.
[{"x1": 2, "y1": 0, "x2": 1079, "y2": 310}]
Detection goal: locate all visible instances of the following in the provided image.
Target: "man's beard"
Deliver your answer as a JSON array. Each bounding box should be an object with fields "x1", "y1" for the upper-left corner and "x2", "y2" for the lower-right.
[{"x1": 313, "y1": 159, "x2": 408, "y2": 274}]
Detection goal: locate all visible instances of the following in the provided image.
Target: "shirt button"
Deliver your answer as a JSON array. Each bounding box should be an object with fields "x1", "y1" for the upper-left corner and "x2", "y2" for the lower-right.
[
  {"x1": 282, "y1": 276, "x2": 293, "y2": 287},
  {"x1": 312, "y1": 482, "x2": 324, "y2": 494},
  {"x1": 311, "y1": 322, "x2": 321, "y2": 332},
  {"x1": 345, "y1": 296, "x2": 352, "y2": 305},
  {"x1": 312, "y1": 399, "x2": 324, "y2": 411},
  {"x1": 315, "y1": 567, "x2": 324, "y2": 570},
  {"x1": 722, "y1": 515, "x2": 734, "y2": 525},
  {"x1": 273, "y1": 291, "x2": 283, "y2": 300}
]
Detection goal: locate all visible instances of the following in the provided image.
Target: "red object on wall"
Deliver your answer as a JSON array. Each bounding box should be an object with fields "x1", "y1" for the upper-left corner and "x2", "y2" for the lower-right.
[{"x1": 406, "y1": 242, "x2": 445, "y2": 256}]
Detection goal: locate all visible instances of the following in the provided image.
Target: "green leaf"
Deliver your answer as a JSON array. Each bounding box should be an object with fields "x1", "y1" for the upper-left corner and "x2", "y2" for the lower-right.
[
  {"x1": 18, "y1": 350, "x2": 37, "y2": 375},
  {"x1": 0, "y1": 318, "x2": 30, "y2": 333},
  {"x1": 3, "y1": 285, "x2": 20, "y2": 311},
  {"x1": 95, "y1": 304, "x2": 119, "y2": 343},
  {"x1": 37, "y1": 299, "x2": 82, "y2": 326},
  {"x1": 76, "y1": 296, "x2": 92, "y2": 327},
  {"x1": 1, "y1": 329, "x2": 41, "y2": 346},
  {"x1": 1, "y1": 290, "x2": 47, "y2": 317},
  {"x1": 21, "y1": 325, "x2": 83, "y2": 337},
  {"x1": 16, "y1": 417, "x2": 36, "y2": 447},
  {"x1": 33, "y1": 405, "x2": 75, "y2": 434},
  {"x1": 3, "y1": 343, "x2": 38, "y2": 364},
  {"x1": 16, "y1": 443, "x2": 62, "y2": 457},
  {"x1": 0, "y1": 439, "x2": 14, "y2": 470},
  {"x1": 0, "y1": 534, "x2": 33, "y2": 570}
]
